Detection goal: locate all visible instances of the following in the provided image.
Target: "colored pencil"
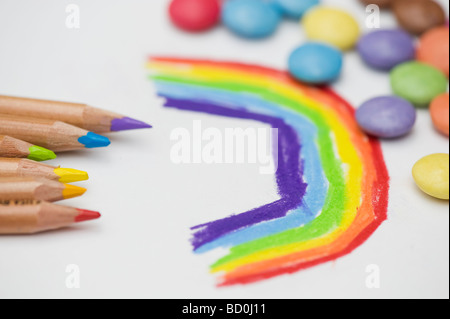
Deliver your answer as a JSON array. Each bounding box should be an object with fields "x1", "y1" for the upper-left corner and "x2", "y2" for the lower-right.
[
  {"x1": 0, "y1": 114, "x2": 111, "y2": 152},
  {"x1": 0, "y1": 177, "x2": 86, "y2": 202},
  {"x1": 0, "y1": 95, "x2": 152, "y2": 133},
  {"x1": 0, "y1": 200, "x2": 101, "y2": 234},
  {"x1": 0, "y1": 135, "x2": 56, "y2": 161},
  {"x1": 0, "y1": 158, "x2": 89, "y2": 183}
]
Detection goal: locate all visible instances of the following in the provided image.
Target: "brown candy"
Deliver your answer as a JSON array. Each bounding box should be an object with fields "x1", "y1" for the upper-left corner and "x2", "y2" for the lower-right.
[
  {"x1": 359, "y1": 0, "x2": 392, "y2": 8},
  {"x1": 392, "y1": 0, "x2": 446, "y2": 35}
]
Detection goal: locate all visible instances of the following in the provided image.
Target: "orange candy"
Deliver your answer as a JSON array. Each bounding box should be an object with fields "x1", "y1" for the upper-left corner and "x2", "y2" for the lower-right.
[
  {"x1": 417, "y1": 27, "x2": 450, "y2": 78},
  {"x1": 430, "y1": 93, "x2": 449, "y2": 137}
]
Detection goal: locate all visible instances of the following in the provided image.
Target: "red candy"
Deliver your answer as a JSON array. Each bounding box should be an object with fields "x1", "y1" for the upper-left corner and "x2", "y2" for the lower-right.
[{"x1": 169, "y1": 0, "x2": 221, "y2": 32}]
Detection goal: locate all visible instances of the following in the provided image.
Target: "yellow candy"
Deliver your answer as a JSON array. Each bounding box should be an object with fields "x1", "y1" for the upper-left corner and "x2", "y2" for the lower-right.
[
  {"x1": 412, "y1": 153, "x2": 449, "y2": 200},
  {"x1": 302, "y1": 7, "x2": 360, "y2": 51}
]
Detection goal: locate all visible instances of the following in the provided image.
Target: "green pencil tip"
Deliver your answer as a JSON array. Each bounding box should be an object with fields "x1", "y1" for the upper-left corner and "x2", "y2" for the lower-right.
[{"x1": 27, "y1": 145, "x2": 57, "y2": 161}]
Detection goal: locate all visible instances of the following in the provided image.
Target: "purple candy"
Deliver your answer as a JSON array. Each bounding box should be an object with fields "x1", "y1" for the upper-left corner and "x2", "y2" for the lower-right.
[
  {"x1": 356, "y1": 96, "x2": 417, "y2": 138},
  {"x1": 358, "y1": 29, "x2": 416, "y2": 71}
]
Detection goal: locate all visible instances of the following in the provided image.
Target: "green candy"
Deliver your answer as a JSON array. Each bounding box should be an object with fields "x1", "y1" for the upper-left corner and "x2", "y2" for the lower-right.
[{"x1": 391, "y1": 62, "x2": 448, "y2": 108}]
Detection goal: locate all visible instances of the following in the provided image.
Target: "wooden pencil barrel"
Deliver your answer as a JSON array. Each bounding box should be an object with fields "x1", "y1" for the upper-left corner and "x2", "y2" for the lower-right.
[
  {"x1": 0, "y1": 95, "x2": 86, "y2": 124},
  {"x1": 0, "y1": 95, "x2": 119, "y2": 132},
  {"x1": 0, "y1": 158, "x2": 56, "y2": 180},
  {"x1": 0, "y1": 135, "x2": 33, "y2": 158},
  {"x1": 0, "y1": 177, "x2": 67, "y2": 202},
  {"x1": 0, "y1": 200, "x2": 78, "y2": 234},
  {"x1": 0, "y1": 115, "x2": 87, "y2": 152}
]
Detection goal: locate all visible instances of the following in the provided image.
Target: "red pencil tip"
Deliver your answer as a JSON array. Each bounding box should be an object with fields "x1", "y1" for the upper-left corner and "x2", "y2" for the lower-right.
[{"x1": 75, "y1": 209, "x2": 101, "y2": 223}]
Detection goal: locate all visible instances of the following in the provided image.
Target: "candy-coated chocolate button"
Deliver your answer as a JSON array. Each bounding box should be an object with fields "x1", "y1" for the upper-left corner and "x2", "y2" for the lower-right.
[
  {"x1": 222, "y1": 0, "x2": 281, "y2": 39},
  {"x1": 288, "y1": 42, "x2": 343, "y2": 84},
  {"x1": 391, "y1": 62, "x2": 448, "y2": 107},
  {"x1": 302, "y1": 7, "x2": 360, "y2": 51},
  {"x1": 430, "y1": 93, "x2": 450, "y2": 137},
  {"x1": 417, "y1": 27, "x2": 450, "y2": 78},
  {"x1": 413, "y1": 153, "x2": 450, "y2": 200},
  {"x1": 274, "y1": 0, "x2": 320, "y2": 19},
  {"x1": 393, "y1": 0, "x2": 446, "y2": 35},
  {"x1": 169, "y1": 0, "x2": 221, "y2": 32},
  {"x1": 358, "y1": 29, "x2": 415, "y2": 71},
  {"x1": 356, "y1": 96, "x2": 416, "y2": 138}
]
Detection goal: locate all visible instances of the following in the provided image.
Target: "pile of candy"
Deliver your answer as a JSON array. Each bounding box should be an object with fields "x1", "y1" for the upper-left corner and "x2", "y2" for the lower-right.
[{"x1": 168, "y1": 0, "x2": 449, "y2": 200}]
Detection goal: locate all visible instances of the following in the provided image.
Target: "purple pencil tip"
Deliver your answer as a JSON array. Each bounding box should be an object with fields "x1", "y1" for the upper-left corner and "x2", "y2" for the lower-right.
[{"x1": 110, "y1": 117, "x2": 152, "y2": 132}]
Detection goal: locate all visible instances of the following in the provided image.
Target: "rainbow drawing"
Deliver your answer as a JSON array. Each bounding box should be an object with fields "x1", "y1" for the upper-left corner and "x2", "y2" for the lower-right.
[{"x1": 147, "y1": 57, "x2": 390, "y2": 286}]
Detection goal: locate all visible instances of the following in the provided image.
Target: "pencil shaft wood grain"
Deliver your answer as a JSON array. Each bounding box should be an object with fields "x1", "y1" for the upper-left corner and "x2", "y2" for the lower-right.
[
  {"x1": 0, "y1": 177, "x2": 74, "y2": 202},
  {"x1": 0, "y1": 95, "x2": 151, "y2": 133},
  {"x1": 0, "y1": 177, "x2": 86, "y2": 202},
  {"x1": 0, "y1": 114, "x2": 110, "y2": 151},
  {"x1": 0, "y1": 135, "x2": 56, "y2": 161},
  {"x1": 0, "y1": 158, "x2": 57, "y2": 180},
  {"x1": 0, "y1": 135, "x2": 33, "y2": 158},
  {"x1": 0, "y1": 158, "x2": 89, "y2": 183},
  {"x1": 0, "y1": 201, "x2": 78, "y2": 234},
  {"x1": 0, "y1": 95, "x2": 121, "y2": 132},
  {"x1": 0, "y1": 115, "x2": 83, "y2": 151}
]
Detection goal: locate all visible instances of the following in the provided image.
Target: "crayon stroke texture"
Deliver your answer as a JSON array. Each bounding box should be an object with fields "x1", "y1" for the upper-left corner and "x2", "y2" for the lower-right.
[{"x1": 148, "y1": 58, "x2": 390, "y2": 286}]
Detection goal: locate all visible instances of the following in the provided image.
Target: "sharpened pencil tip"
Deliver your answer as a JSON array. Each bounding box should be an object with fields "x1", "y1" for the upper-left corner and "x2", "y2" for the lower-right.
[
  {"x1": 110, "y1": 117, "x2": 152, "y2": 132},
  {"x1": 27, "y1": 146, "x2": 57, "y2": 161},
  {"x1": 78, "y1": 132, "x2": 111, "y2": 148},
  {"x1": 75, "y1": 209, "x2": 101, "y2": 222},
  {"x1": 62, "y1": 184, "x2": 87, "y2": 199},
  {"x1": 54, "y1": 168, "x2": 89, "y2": 183}
]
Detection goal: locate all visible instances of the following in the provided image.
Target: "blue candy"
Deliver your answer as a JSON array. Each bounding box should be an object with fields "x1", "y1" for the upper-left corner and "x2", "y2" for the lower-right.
[
  {"x1": 274, "y1": 0, "x2": 320, "y2": 19},
  {"x1": 222, "y1": 0, "x2": 282, "y2": 39},
  {"x1": 288, "y1": 42, "x2": 343, "y2": 84}
]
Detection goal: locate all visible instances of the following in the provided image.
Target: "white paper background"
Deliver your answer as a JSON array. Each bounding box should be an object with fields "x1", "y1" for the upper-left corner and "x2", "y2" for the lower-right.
[{"x1": 0, "y1": 0, "x2": 448, "y2": 299}]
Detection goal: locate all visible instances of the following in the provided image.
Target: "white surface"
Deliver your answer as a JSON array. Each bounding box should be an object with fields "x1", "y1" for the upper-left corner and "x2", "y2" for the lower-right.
[{"x1": 0, "y1": 0, "x2": 448, "y2": 299}]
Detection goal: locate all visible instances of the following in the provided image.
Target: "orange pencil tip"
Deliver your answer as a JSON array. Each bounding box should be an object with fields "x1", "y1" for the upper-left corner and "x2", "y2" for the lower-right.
[
  {"x1": 63, "y1": 184, "x2": 87, "y2": 199},
  {"x1": 75, "y1": 209, "x2": 101, "y2": 223}
]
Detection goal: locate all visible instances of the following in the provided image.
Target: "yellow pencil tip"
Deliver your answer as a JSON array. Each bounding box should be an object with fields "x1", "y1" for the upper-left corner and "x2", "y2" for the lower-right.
[
  {"x1": 54, "y1": 168, "x2": 89, "y2": 183},
  {"x1": 62, "y1": 184, "x2": 87, "y2": 199}
]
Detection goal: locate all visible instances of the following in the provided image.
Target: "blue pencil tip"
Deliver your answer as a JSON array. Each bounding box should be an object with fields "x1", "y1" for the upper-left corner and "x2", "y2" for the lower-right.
[{"x1": 78, "y1": 132, "x2": 111, "y2": 148}]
